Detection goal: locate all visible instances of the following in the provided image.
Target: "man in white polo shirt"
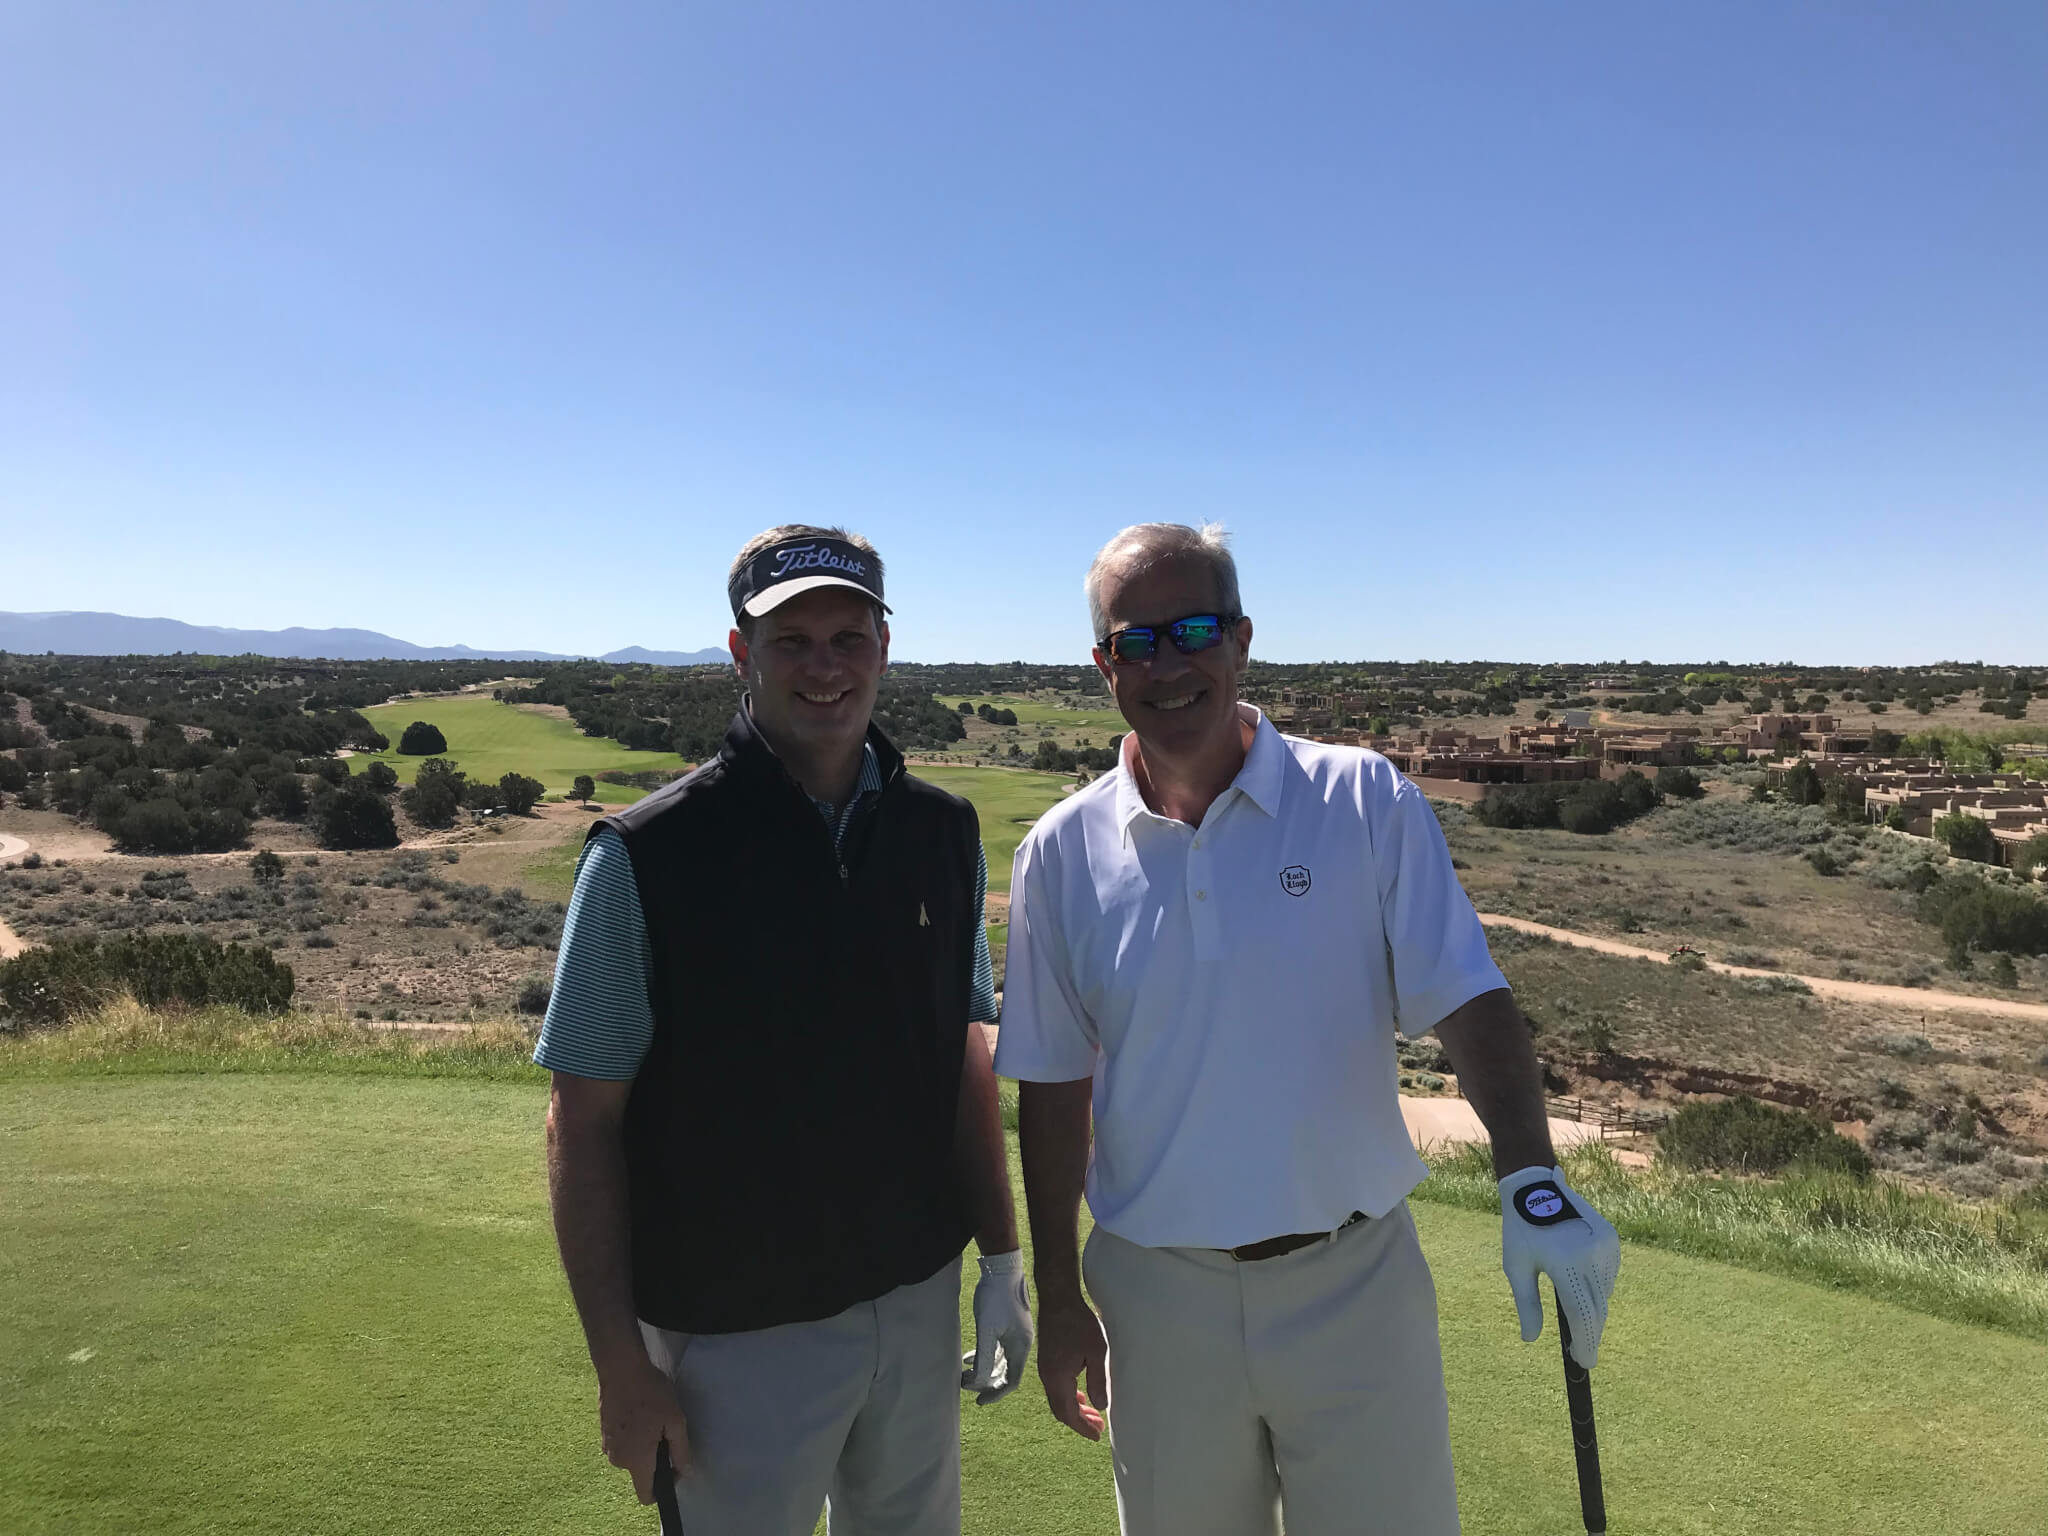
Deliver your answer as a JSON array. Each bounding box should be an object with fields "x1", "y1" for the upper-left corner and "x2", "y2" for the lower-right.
[{"x1": 996, "y1": 523, "x2": 1620, "y2": 1535}]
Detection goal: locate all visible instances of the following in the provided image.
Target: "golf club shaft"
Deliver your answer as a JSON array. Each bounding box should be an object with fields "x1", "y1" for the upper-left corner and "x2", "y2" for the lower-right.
[
  {"x1": 1557, "y1": 1299, "x2": 1607, "y2": 1535},
  {"x1": 654, "y1": 1437, "x2": 685, "y2": 1536}
]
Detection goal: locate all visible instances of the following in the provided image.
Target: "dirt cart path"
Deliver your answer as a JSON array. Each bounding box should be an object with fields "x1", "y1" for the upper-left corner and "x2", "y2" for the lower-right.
[{"x1": 1477, "y1": 913, "x2": 2048, "y2": 1024}]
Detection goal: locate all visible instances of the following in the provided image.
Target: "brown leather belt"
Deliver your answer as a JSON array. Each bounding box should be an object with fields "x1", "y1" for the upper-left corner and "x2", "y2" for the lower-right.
[{"x1": 1226, "y1": 1211, "x2": 1367, "y2": 1263}]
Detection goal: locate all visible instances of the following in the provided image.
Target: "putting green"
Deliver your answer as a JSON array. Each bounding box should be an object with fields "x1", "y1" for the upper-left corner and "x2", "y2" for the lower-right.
[{"x1": 3, "y1": 1073, "x2": 2043, "y2": 1534}]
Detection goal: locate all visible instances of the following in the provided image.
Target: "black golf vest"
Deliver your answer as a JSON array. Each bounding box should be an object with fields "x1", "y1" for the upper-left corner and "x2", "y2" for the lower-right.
[{"x1": 596, "y1": 709, "x2": 981, "y2": 1334}]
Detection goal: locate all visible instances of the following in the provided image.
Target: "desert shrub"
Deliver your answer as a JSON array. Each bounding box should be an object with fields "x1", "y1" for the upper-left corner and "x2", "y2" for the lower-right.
[
  {"x1": 1654, "y1": 765, "x2": 1704, "y2": 800},
  {"x1": 1806, "y1": 847, "x2": 1843, "y2": 877},
  {"x1": 1734, "y1": 973, "x2": 1811, "y2": 996},
  {"x1": 1658, "y1": 1095, "x2": 1871, "y2": 1177},
  {"x1": 397, "y1": 721, "x2": 448, "y2": 755},
  {"x1": 1478, "y1": 774, "x2": 1659, "y2": 836},
  {"x1": 21, "y1": 851, "x2": 43, "y2": 870},
  {"x1": 1874, "y1": 1032, "x2": 1934, "y2": 1060},
  {"x1": 516, "y1": 975, "x2": 553, "y2": 1015},
  {"x1": 1868, "y1": 1111, "x2": 1930, "y2": 1152},
  {"x1": 1917, "y1": 876, "x2": 2048, "y2": 957},
  {"x1": 303, "y1": 932, "x2": 336, "y2": 948},
  {"x1": 1658, "y1": 799, "x2": 1834, "y2": 855},
  {"x1": 249, "y1": 849, "x2": 286, "y2": 885},
  {"x1": 0, "y1": 932, "x2": 294, "y2": 1029}
]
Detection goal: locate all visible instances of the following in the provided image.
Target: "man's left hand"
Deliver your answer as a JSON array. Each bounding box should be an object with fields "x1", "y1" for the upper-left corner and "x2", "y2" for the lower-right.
[
  {"x1": 961, "y1": 1250, "x2": 1033, "y2": 1405},
  {"x1": 1500, "y1": 1165, "x2": 1621, "y2": 1369}
]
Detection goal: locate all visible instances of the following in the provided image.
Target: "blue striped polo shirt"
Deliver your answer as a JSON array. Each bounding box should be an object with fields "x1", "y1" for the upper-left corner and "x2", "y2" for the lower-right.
[{"x1": 535, "y1": 742, "x2": 998, "y2": 1080}]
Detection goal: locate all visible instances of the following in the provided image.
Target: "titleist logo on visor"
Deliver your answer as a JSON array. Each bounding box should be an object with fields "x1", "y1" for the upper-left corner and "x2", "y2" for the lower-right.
[
  {"x1": 771, "y1": 542, "x2": 868, "y2": 580},
  {"x1": 729, "y1": 536, "x2": 888, "y2": 617}
]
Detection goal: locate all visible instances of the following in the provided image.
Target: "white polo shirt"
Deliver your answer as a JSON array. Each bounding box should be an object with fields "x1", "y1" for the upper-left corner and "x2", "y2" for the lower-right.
[{"x1": 994, "y1": 704, "x2": 1508, "y2": 1250}]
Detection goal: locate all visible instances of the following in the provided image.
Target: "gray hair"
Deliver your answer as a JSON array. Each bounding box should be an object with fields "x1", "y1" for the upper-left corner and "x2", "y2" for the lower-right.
[
  {"x1": 1084, "y1": 522, "x2": 1241, "y2": 641},
  {"x1": 727, "y1": 523, "x2": 883, "y2": 638}
]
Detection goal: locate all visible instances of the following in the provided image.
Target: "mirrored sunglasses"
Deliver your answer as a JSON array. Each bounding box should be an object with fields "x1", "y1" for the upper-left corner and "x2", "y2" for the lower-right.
[{"x1": 1099, "y1": 613, "x2": 1241, "y2": 665}]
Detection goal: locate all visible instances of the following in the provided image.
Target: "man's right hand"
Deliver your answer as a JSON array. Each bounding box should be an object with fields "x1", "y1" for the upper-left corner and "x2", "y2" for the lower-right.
[
  {"x1": 1035, "y1": 1291, "x2": 1109, "y2": 1441},
  {"x1": 598, "y1": 1354, "x2": 690, "y2": 1504}
]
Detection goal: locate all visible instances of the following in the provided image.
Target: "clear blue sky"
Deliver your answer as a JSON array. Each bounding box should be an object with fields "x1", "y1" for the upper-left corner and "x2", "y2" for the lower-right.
[{"x1": 4, "y1": 3, "x2": 2043, "y2": 665}]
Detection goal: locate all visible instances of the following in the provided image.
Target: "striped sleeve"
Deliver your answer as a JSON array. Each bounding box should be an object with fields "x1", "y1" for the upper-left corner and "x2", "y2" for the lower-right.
[
  {"x1": 969, "y1": 843, "x2": 997, "y2": 1024},
  {"x1": 533, "y1": 826, "x2": 655, "y2": 1080}
]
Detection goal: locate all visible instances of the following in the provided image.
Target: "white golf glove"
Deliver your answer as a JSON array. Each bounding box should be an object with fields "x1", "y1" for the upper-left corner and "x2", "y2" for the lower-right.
[
  {"x1": 960, "y1": 1249, "x2": 1032, "y2": 1405},
  {"x1": 1500, "y1": 1165, "x2": 1621, "y2": 1370}
]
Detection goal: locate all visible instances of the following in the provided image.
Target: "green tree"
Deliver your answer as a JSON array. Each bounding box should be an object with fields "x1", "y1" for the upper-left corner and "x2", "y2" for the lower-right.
[
  {"x1": 1781, "y1": 761, "x2": 1826, "y2": 806},
  {"x1": 1615, "y1": 768, "x2": 1660, "y2": 817},
  {"x1": 315, "y1": 784, "x2": 399, "y2": 850},
  {"x1": 571, "y1": 775, "x2": 597, "y2": 806},
  {"x1": 363, "y1": 760, "x2": 399, "y2": 794},
  {"x1": 1932, "y1": 811, "x2": 1996, "y2": 864},
  {"x1": 397, "y1": 720, "x2": 448, "y2": 755},
  {"x1": 400, "y1": 758, "x2": 466, "y2": 828},
  {"x1": 257, "y1": 774, "x2": 310, "y2": 821},
  {"x1": 249, "y1": 849, "x2": 285, "y2": 885},
  {"x1": 2011, "y1": 834, "x2": 2048, "y2": 882},
  {"x1": 498, "y1": 773, "x2": 544, "y2": 815},
  {"x1": 1823, "y1": 775, "x2": 1866, "y2": 822}
]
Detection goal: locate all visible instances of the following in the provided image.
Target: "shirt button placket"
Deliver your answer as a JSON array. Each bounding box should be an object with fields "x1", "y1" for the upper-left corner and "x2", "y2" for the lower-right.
[{"x1": 1189, "y1": 825, "x2": 1214, "y2": 945}]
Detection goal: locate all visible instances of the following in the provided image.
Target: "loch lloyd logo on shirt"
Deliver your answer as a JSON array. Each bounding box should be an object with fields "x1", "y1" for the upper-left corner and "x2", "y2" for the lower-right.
[{"x1": 1279, "y1": 865, "x2": 1311, "y2": 897}]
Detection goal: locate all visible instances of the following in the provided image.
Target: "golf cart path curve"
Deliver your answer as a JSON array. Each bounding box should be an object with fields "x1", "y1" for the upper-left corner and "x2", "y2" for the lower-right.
[
  {"x1": 1477, "y1": 913, "x2": 2048, "y2": 1023},
  {"x1": 0, "y1": 837, "x2": 31, "y2": 957}
]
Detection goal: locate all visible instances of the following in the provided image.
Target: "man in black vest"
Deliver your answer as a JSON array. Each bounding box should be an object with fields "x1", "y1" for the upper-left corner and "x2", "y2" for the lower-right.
[{"x1": 540, "y1": 525, "x2": 1029, "y2": 1534}]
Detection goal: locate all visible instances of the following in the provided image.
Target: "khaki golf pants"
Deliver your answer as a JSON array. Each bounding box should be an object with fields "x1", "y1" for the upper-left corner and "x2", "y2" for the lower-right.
[
  {"x1": 639, "y1": 1257, "x2": 963, "y2": 1536},
  {"x1": 1083, "y1": 1203, "x2": 1459, "y2": 1535}
]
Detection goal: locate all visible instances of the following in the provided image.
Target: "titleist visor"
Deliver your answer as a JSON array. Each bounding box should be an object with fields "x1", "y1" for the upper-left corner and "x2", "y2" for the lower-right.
[{"x1": 728, "y1": 536, "x2": 890, "y2": 620}]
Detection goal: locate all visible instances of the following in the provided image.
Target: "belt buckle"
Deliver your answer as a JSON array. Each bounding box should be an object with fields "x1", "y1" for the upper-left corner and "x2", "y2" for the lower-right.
[{"x1": 1227, "y1": 1211, "x2": 1366, "y2": 1263}]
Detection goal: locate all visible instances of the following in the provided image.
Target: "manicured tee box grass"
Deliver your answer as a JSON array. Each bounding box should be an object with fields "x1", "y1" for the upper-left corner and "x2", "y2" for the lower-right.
[
  {"x1": 5, "y1": 1069, "x2": 2045, "y2": 1534},
  {"x1": 911, "y1": 766, "x2": 1073, "y2": 894},
  {"x1": 355, "y1": 697, "x2": 689, "y2": 804}
]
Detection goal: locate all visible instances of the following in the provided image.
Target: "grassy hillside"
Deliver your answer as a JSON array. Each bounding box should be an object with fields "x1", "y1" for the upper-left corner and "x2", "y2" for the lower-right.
[
  {"x1": 4, "y1": 1054, "x2": 2045, "y2": 1533},
  {"x1": 356, "y1": 696, "x2": 690, "y2": 803}
]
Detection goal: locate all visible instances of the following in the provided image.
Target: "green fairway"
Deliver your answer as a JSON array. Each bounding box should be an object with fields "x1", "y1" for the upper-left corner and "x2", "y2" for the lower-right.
[
  {"x1": 912, "y1": 765, "x2": 1074, "y2": 893},
  {"x1": 940, "y1": 695, "x2": 1126, "y2": 733},
  {"x1": 4, "y1": 1070, "x2": 2045, "y2": 1534},
  {"x1": 355, "y1": 696, "x2": 690, "y2": 803},
  {"x1": 521, "y1": 764, "x2": 1072, "y2": 906}
]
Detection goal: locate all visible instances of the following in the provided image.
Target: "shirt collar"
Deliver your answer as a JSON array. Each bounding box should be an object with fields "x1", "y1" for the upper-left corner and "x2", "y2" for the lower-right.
[{"x1": 1114, "y1": 702, "x2": 1284, "y2": 844}]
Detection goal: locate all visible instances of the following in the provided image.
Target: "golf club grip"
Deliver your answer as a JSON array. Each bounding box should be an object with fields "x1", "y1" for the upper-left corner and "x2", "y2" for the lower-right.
[
  {"x1": 654, "y1": 1436, "x2": 684, "y2": 1536},
  {"x1": 1557, "y1": 1300, "x2": 1607, "y2": 1535}
]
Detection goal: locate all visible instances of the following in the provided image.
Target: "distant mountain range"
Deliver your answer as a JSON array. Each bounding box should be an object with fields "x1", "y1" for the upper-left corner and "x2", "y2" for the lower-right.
[{"x1": 0, "y1": 611, "x2": 726, "y2": 667}]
